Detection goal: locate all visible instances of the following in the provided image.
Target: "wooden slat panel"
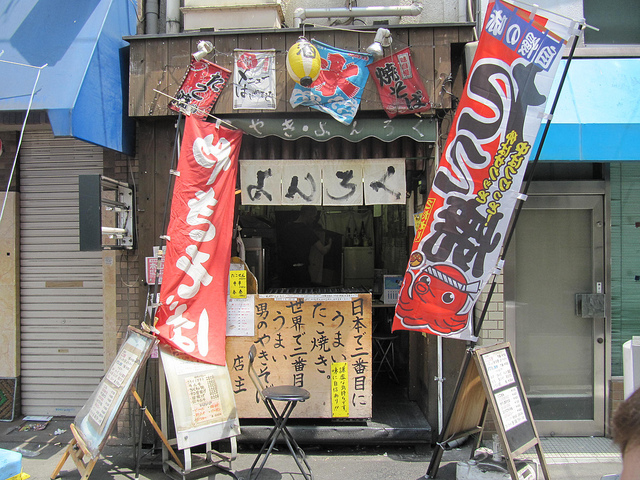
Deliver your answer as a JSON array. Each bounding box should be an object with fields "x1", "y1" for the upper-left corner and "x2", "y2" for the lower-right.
[
  {"x1": 128, "y1": 26, "x2": 466, "y2": 117},
  {"x1": 213, "y1": 34, "x2": 238, "y2": 113},
  {"x1": 360, "y1": 30, "x2": 384, "y2": 111},
  {"x1": 261, "y1": 31, "x2": 287, "y2": 112},
  {"x1": 129, "y1": 41, "x2": 146, "y2": 117},
  {"x1": 144, "y1": 38, "x2": 168, "y2": 116},
  {"x1": 434, "y1": 27, "x2": 457, "y2": 109},
  {"x1": 166, "y1": 36, "x2": 192, "y2": 112},
  {"x1": 407, "y1": 28, "x2": 435, "y2": 114}
]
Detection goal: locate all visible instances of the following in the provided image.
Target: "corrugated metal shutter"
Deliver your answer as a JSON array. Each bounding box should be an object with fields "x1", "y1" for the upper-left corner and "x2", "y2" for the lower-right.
[{"x1": 20, "y1": 130, "x2": 104, "y2": 416}]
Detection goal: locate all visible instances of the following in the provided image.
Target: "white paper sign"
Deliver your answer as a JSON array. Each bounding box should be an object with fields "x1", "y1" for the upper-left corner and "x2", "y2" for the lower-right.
[
  {"x1": 495, "y1": 386, "x2": 527, "y2": 431},
  {"x1": 363, "y1": 158, "x2": 406, "y2": 205},
  {"x1": 282, "y1": 161, "x2": 322, "y2": 205},
  {"x1": 227, "y1": 295, "x2": 256, "y2": 336},
  {"x1": 323, "y1": 160, "x2": 364, "y2": 206},
  {"x1": 233, "y1": 49, "x2": 276, "y2": 110},
  {"x1": 483, "y1": 349, "x2": 515, "y2": 391},
  {"x1": 240, "y1": 160, "x2": 282, "y2": 205}
]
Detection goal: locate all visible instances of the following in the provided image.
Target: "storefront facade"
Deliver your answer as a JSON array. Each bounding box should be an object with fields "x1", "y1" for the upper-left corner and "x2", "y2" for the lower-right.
[{"x1": 127, "y1": 21, "x2": 474, "y2": 440}]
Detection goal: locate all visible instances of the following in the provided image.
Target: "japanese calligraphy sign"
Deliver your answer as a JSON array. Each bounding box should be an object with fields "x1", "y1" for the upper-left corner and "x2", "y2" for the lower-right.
[
  {"x1": 239, "y1": 159, "x2": 407, "y2": 206},
  {"x1": 363, "y1": 158, "x2": 406, "y2": 205},
  {"x1": 233, "y1": 49, "x2": 276, "y2": 110},
  {"x1": 368, "y1": 47, "x2": 431, "y2": 118},
  {"x1": 393, "y1": 0, "x2": 576, "y2": 339},
  {"x1": 322, "y1": 160, "x2": 364, "y2": 206},
  {"x1": 169, "y1": 59, "x2": 231, "y2": 116},
  {"x1": 290, "y1": 40, "x2": 373, "y2": 125},
  {"x1": 240, "y1": 159, "x2": 283, "y2": 205},
  {"x1": 226, "y1": 294, "x2": 372, "y2": 419},
  {"x1": 155, "y1": 116, "x2": 243, "y2": 365},
  {"x1": 283, "y1": 161, "x2": 322, "y2": 205}
]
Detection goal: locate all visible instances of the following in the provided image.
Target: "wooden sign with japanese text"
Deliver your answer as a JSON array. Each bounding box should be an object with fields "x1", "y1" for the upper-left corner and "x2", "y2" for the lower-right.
[{"x1": 226, "y1": 293, "x2": 372, "y2": 419}]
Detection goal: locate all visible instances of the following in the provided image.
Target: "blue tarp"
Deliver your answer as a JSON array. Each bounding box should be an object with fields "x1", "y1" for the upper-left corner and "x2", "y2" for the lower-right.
[
  {"x1": 535, "y1": 58, "x2": 640, "y2": 162},
  {"x1": 0, "y1": 0, "x2": 137, "y2": 155}
]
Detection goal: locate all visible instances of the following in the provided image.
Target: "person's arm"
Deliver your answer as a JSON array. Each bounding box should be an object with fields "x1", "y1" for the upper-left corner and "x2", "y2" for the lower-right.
[{"x1": 313, "y1": 237, "x2": 332, "y2": 255}]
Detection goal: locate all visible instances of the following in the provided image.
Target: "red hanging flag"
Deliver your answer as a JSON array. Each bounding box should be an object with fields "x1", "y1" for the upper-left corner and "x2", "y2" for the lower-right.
[
  {"x1": 155, "y1": 115, "x2": 243, "y2": 365},
  {"x1": 169, "y1": 58, "x2": 231, "y2": 116},
  {"x1": 367, "y1": 47, "x2": 431, "y2": 118},
  {"x1": 392, "y1": 0, "x2": 577, "y2": 340}
]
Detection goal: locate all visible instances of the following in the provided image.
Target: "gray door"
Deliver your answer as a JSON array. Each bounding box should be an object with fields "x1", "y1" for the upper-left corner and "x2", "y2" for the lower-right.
[{"x1": 505, "y1": 192, "x2": 605, "y2": 436}]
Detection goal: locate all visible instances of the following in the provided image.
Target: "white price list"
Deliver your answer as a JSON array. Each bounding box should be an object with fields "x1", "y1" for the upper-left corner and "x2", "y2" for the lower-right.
[{"x1": 483, "y1": 349, "x2": 515, "y2": 391}]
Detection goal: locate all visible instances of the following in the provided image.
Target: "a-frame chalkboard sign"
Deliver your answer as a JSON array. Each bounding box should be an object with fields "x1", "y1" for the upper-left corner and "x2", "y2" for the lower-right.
[{"x1": 427, "y1": 342, "x2": 549, "y2": 480}]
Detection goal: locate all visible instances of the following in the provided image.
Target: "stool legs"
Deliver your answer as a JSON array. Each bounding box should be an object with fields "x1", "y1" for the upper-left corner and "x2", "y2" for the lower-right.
[
  {"x1": 373, "y1": 336, "x2": 399, "y2": 383},
  {"x1": 249, "y1": 400, "x2": 312, "y2": 480}
]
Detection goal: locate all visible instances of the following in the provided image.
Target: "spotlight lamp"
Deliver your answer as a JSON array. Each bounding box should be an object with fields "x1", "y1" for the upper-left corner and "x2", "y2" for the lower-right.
[
  {"x1": 192, "y1": 40, "x2": 213, "y2": 61},
  {"x1": 366, "y1": 28, "x2": 392, "y2": 59}
]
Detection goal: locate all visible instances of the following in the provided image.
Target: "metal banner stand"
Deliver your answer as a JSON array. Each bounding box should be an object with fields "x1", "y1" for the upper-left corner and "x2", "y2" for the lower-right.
[{"x1": 425, "y1": 19, "x2": 585, "y2": 480}]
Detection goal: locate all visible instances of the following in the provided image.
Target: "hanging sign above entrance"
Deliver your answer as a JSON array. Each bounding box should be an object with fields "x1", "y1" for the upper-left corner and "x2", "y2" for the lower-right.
[{"x1": 224, "y1": 116, "x2": 436, "y2": 143}]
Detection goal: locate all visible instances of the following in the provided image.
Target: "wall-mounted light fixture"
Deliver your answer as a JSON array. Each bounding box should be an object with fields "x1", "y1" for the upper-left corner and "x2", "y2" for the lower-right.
[
  {"x1": 366, "y1": 28, "x2": 392, "y2": 59},
  {"x1": 192, "y1": 40, "x2": 213, "y2": 61}
]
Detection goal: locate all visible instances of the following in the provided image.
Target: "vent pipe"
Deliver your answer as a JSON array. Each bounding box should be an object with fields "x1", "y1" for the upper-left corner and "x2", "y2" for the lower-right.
[
  {"x1": 293, "y1": 3, "x2": 423, "y2": 28},
  {"x1": 166, "y1": 0, "x2": 180, "y2": 34}
]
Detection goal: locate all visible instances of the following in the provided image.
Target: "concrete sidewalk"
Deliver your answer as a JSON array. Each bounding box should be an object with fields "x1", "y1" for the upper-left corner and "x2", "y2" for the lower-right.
[{"x1": 1, "y1": 417, "x2": 623, "y2": 480}]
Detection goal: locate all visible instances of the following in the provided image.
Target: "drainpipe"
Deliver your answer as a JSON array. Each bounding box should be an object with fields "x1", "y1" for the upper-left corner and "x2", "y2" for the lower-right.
[
  {"x1": 293, "y1": 3, "x2": 423, "y2": 28},
  {"x1": 166, "y1": 0, "x2": 180, "y2": 34},
  {"x1": 145, "y1": 0, "x2": 159, "y2": 35}
]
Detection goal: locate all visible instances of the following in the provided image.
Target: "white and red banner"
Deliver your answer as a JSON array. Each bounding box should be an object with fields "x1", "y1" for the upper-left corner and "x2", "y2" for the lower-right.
[
  {"x1": 393, "y1": 0, "x2": 577, "y2": 339},
  {"x1": 169, "y1": 59, "x2": 231, "y2": 116},
  {"x1": 155, "y1": 115, "x2": 243, "y2": 365},
  {"x1": 233, "y1": 49, "x2": 276, "y2": 110},
  {"x1": 368, "y1": 47, "x2": 431, "y2": 118},
  {"x1": 290, "y1": 40, "x2": 372, "y2": 125}
]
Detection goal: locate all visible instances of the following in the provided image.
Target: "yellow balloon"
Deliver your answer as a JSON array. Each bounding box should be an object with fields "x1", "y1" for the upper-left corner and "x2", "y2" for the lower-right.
[{"x1": 286, "y1": 37, "x2": 321, "y2": 87}]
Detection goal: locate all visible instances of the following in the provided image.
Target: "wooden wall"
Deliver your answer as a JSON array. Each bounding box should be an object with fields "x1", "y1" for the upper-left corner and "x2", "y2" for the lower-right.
[{"x1": 128, "y1": 25, "x2": 475, "y2": 117}]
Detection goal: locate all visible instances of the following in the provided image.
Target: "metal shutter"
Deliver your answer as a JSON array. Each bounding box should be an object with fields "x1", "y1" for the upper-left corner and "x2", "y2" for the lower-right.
[{"x1": 20, "y1": 130, "x2": 104, "y2": 416}]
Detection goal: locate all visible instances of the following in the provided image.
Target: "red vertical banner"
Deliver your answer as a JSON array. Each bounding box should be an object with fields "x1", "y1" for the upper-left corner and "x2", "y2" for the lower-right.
[
  {"x1": 169, "y1": 59, "x2": 231, "y2": 116},
  {"x1": 393, "y1": 0, "x2": 577, "y2": 340},
  {"x1": 367, "y1": 47, "x2": 431, "y2": 118},
  {"x1": 155, "y1": 116, "x2": 243, "y2": 365}
]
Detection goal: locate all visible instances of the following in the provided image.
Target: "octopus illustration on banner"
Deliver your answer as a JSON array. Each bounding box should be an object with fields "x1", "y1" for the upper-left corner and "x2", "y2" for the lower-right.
[{"x1": 392, "y1": 0, "x2": 579, "y2": 340}]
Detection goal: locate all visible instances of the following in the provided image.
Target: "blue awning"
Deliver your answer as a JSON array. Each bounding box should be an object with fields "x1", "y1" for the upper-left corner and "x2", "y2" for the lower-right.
[
  {"x1": 535, "y1": 58, "x2": 640, "y2": 162},
  {"x1": 0, "y1": 0, "x2": 136, "y2": 155}
]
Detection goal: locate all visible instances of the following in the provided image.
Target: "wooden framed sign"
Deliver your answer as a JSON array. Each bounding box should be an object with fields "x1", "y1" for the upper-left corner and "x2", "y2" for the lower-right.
[
  {"x1": 73, "y1": 327, "x2": 158, "y2": 458},
  {"x1": 427, "y1": 342, "x2": 549, "y2": 480},
  {"x1": 52, "y1": 327, "x2": 158, "y2": 480}
]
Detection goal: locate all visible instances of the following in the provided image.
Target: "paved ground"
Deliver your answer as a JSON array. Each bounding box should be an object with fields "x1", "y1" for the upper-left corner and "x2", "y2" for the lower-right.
[{"x1": 1, "y1": 417, "x2": 623, "y2": 480}]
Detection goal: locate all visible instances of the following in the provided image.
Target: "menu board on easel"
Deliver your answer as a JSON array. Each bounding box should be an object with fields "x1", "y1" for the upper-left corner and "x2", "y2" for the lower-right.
[
  {"x1": 474, "y1": 343, "x2": 550, "y2": 480},
  {"x1": 73, "y1": 327, "x2": 158, "y2": 458},
  {"x1": 426, "y1": 342, "x2": 550, "y2": 480},
  {"x1": 476, "y1": 344, "x2": 536, "y2": 452}
]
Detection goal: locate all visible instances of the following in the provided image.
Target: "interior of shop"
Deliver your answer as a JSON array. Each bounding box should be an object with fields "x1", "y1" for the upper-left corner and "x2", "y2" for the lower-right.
[
  {"x1": 236, "y1": 203, "x2": 430, "y2": 438},
  {"x1": 238, "y1": 204, "x2": 408, "y2": 293}
]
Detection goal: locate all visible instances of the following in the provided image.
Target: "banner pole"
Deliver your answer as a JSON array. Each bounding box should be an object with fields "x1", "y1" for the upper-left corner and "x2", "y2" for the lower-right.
[
  {"x1": 135, "y1": 111, "x2": 183, "y2": 474},
  {"x1": 473, "y1": 24, "x2": 583, "y2": 339},
  {"x1": 145, "y1": 111, "x2": 183, "y2": 325}
]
